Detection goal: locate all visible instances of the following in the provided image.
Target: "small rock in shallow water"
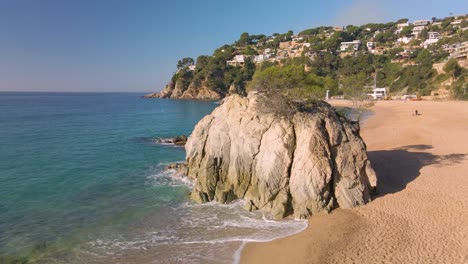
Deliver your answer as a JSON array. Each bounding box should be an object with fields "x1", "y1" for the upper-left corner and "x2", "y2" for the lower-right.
[
  {"x1": 172, "y1": 135, "x2": 188, "y2": 146},
  {"x1": 153, "y1": 135, "x2": 187, "y2": 146},
  {"x1": 166, "y1": 163, "x2": 188, "y2": 175}
]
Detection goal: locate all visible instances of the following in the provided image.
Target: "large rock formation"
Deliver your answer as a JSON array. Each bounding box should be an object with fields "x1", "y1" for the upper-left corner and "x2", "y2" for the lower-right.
[
  {"x1": 144, "y1": 79, "x2": 223, "y2": 100},
  {"x1": 184, "y1": 93, "x2": 377, "y2": 219}
]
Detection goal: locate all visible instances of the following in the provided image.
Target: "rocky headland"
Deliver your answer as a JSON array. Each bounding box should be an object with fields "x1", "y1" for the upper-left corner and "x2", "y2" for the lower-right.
[
  {"x1": 143, "y1": 80, "x2": 234, "y2": 100},
  {"x1": 182, "y1": 93, "x2": 377, "y2": 219}
]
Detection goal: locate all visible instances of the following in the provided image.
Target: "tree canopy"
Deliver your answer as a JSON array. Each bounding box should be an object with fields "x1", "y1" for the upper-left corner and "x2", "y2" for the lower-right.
[{"x1": 176, "y1": 57, "x2": 194, "y2": 69}]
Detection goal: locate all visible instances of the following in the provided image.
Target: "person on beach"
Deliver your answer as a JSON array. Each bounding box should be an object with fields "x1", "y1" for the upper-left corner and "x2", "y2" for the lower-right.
[{"x1": 415, "y1": 109, "x2": 419, "y2": 116}]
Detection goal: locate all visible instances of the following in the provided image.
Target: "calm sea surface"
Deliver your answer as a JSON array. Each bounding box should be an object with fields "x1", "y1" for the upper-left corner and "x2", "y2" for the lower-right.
[{"x1": 0, "y1": 92, "x2": 306, "y2": 263}]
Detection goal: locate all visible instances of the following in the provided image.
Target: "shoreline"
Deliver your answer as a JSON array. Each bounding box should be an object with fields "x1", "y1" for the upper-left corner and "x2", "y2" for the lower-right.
[{"x1": 241, "y1": 100, "x2": 468, "y2": 263}]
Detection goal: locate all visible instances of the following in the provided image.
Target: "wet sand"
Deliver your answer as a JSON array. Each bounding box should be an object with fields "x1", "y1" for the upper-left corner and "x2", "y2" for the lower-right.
[{"x1": 241, "y1": 100, "x2": 468, "y2": 264}]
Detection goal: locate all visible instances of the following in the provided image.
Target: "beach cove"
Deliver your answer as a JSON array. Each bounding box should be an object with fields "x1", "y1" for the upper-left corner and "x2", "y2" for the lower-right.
[{"x1": 242, "y1": 100, "x2": 468, "y2": 264}]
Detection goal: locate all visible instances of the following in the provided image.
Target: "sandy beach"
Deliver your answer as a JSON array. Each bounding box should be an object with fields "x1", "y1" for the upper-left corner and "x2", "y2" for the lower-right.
[{"x1": 241, "y1": 100, "x2": 468, "y2": 264}]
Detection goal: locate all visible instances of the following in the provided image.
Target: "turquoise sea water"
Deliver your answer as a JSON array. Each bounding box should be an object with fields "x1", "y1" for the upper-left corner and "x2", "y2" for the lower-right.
[{"x1": 0, "y1": 92, "x2": 306, "y2": 263}]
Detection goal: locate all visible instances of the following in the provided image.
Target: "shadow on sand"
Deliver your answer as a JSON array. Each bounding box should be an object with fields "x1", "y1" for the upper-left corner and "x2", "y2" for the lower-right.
[{"x1": 368, "y1": 144, "x2": 467, "y2": 197}]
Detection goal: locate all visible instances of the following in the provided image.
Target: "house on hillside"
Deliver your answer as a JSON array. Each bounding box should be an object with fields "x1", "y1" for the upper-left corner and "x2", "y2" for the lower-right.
[
  {"x1": 422, "y1": 31, "x2": 441, "y2": 48},
  {"x1": 226, "y1": 55, "x2": 246, "y2": 66},
  {"x1": 367, "y1": 42, "x2": 383, "y2": 54},
  {"x1": 412, "y1": 26, "x2": 426, "y2": 37},
  {"x1": 366, "y1": 41, "x2": 376, "y2": 50},
  {"x1": 450, "y1": 20, "x2": 462, "y2": 27},
  {"x1": 397, "y1": 36, "x2": 414, "y2": 44},
  {"x1": 395, "y1": 23, "x2": 410, "y2": 35},
  {"x1": 340, "y1": 40, "x2": 361, "y2": 52},
  {"x1": 253, "y1": 54, "x2": 271, "y2": 63},
  {"x1": 428, "y1": 32, "x2": 441, "y2": 39},
  {"x1": 413, "y1": 20, "x2": 430, "y2": 27},
  {"x1": 264, "y1": 48, "x2": 272, "y2": 54},
  {"x1": 334, "y1": 26, "x2": 343, "y2": 31},
  {"x1": 449, "y1": 41, "x2": 468, "y2": 67},
  {"x1": 292, "y1": 35, "x2": 304, "y2": 42}
]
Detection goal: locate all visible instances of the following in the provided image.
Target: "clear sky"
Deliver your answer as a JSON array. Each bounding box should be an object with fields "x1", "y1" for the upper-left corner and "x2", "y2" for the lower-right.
[{"x1": 0, "y1": 0, "x2": 466, "y2": 92}]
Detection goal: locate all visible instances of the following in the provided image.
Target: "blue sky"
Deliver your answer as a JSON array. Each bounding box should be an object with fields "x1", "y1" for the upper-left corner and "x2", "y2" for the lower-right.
[{"x1": 0, "y1": 0, "x2": 466, "y2": 92}]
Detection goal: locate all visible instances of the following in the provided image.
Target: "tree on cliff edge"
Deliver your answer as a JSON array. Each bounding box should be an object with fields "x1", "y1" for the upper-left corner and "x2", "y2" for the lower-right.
[{"x1": 177, "y1": 57, "x2": 194, "y2": 70}]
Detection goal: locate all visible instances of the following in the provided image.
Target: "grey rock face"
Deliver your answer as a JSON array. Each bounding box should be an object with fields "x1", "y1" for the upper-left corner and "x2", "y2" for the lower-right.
[{"x1": 185, "y1": 93, "x2": 377, "y2": 219}]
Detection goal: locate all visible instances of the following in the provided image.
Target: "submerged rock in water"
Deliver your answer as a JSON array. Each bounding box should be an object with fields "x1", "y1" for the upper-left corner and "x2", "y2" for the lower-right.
[
  {"x1": 154, "y1": 135, "x2": 188, "y2": 146},
  {"x1": 184, "y1": 93, "x2": 377, "y2": 219},
  {"x1": 173, "y1": 135, "x2": 188, "y2": 146},
  {"x1": 166, "y1": 162, "x2": 188, "y2": 175}
]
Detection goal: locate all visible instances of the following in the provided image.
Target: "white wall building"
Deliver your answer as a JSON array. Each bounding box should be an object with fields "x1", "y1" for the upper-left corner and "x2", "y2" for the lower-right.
[
  {"x1": 397, "y1": 36, "x2": 414, "y2": 44},
  {"x1": 427, "y1": 32, "x2": 441, "y2": 39},
  {"x1": 368, "y1": 88, "x2": 387, "y2": 99},
  {"x1": 395, "y1": 23, "x2": 410, "y2": 35},
  {"x1": 340, "y1": 40, "x2": 361, "y2": 52},
  {"x1": 422, "y1": 32, "x2": 442, "y2": 48},
  {"x1": 226, "y1": 55, "x2": 246, "y2": 66},
  {"x1": 366, "y1": 41, "x2": 376, "y2": 50},
  {"x1": 254, "y1": 54, "x2": 270, "y2": 63},
  {"x1": 449, "y1": 41, "x2": 468, "y2": 67},
  {"x1": 412, "y1": 26, "x2": 426, "y2": 37},
  {"x1": 413, "y1": 20, "x2": 430, "y2": 27}
]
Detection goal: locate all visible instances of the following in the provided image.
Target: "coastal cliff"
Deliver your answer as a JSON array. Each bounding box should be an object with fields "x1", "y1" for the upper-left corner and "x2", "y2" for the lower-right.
[
  {"x1": 144, "y1": 79, "x2": 224, "y2": 100},
  {"x1": 184, "y1": 93, "x2": 377, "y2": 219}
]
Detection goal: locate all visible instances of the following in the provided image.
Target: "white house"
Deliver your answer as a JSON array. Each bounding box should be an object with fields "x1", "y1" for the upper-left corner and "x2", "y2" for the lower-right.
[
  {"x1": 188, "y1": 65, "x2": 196, "y2": 71},
  {"x1": 254, "y1": 54, "x2": 271, "y2": 63},
  {"x1": 395, "y1": 23, "x2": 410, "y2": 35},
  {"x1": 412, "y1": 26, "x2": 426, "y2": 37},
  {"x1": 397, "y1": 22, "x2": 410, "y2": 28},
  {"x1": 422, "y1": 32, "x2": 442, "y2": 48},
  {"x1": 422, "y1": 39, "x2": 439, "y2": 48},
  {"x1": 413, "y1": 20, "x2": 430, "y2": 27},
  {"x1": 451, "y1": 20, "x2": 462, "y2": 26},
  {"x1": 368, "y1": 88, "x2": 387, "y2": 99},
  {"x1": 397, "y1": 36, "x2": 414, "y2": 44},
  {"x1": 226, "y1": 55, "x2": 246, "y2": 66},
  {"x1": 428, "y1": 32, "x2": 441, "y2": 39},
  {"x1": 366, "y1": 41, "x2": 377, "y2": 50},
  {"x1": 449, "y1": 41, "x2": 468, "y2": 67},
  {"x1": 263, "y1": 48, "x2": 272, "y2": 54},
  {"x1": 340, "y1": 40, "x2": 361, "y2": 52},
  {"x1": 292, "y1": 35, "x2": 304, "y2": 42}
]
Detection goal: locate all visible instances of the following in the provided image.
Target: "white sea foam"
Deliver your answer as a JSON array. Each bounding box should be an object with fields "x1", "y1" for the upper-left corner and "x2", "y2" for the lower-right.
[
  {"x1": 86, "y1": 199, "x2": 307, "y2": 263},
  {"x1": 145, "y1": 162, "x2": 194, "y2": 187},
  {"x1": 83, "y1": 166, "x2": 308, "y2": 263}
]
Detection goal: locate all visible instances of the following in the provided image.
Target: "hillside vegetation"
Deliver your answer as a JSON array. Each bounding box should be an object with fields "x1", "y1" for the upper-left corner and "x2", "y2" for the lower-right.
[{"x1": 148, "y1": 15, "x2": 468, "y2": 100}]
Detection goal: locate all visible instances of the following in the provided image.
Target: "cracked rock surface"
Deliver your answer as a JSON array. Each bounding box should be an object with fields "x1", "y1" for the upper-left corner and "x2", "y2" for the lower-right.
[{"x1": 185, "y1": 93, "x2": 377, "y2": 219}]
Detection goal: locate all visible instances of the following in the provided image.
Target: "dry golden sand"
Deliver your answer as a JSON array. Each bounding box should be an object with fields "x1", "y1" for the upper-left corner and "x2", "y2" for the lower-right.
[{"x1": 241, "y1": 100, "x2": 468, "y2": 264}]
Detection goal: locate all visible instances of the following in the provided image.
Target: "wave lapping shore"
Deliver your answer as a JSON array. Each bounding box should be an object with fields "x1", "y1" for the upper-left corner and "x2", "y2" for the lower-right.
[{"x1": 241, "y1": 100, "x2": 468, "y2": 264}]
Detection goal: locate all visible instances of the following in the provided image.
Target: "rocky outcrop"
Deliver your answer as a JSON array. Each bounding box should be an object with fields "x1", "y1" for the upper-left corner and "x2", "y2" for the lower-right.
[
  {"x1": 184, "y1": 93, "x2": 377, "y2": 219},
  {"x1": 154, "y1": 135, "x2": 188, "y2": 146},
  {"x1": 179, "y1": 83, "x2": 222, "y2": 100},
  {"x1": 144, "y1": 80, "x2": 223, "y2": 100},
  {"x1": 143, "y1": 82, "x2": 174, "y2": 98}
]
